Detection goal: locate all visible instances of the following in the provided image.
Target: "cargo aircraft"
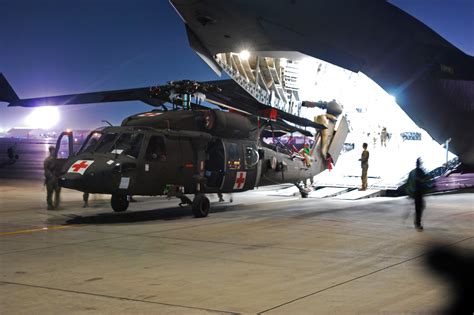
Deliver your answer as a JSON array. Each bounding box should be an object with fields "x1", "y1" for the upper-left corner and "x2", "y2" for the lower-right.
[
  {"x1": 0, "y1": 76, "x2": 348, "y2": 216},
  {"x1": 170, "y1": 0, "x2": 474, "y2": 169}
]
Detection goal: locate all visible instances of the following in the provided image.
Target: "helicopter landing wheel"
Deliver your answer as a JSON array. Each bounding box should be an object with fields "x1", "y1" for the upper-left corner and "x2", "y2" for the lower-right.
[
  {"x1": 111, "y1": 194, "x2": 129, "y2": 212},
  {"x1": 192, "y1": 194, "x2": 210, "y2": 218},
  {"x1": 295, "y1": 183, "x2": 310, "y2": 199}
]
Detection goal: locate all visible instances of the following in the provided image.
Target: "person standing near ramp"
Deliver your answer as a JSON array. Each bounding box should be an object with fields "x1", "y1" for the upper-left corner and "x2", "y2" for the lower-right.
[{"x1": 359, "y1": 143, "x2": 369, "y2": 191}]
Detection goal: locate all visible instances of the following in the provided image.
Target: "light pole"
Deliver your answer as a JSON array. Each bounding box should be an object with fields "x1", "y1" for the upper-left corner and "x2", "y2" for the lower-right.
[{"x1": 444, "y1": 138, "x2": 451, "y2": 169}]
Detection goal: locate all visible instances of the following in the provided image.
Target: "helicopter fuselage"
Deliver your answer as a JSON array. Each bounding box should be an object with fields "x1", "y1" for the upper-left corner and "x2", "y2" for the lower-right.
[{"x1": 54, "y1": 109, "x2": 345, "y2": 215}]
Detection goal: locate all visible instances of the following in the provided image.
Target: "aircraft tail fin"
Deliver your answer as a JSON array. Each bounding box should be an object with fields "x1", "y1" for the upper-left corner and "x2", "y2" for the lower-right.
[
  {"x1": 0, "y1": 73, "x2": 19, "y2": 104},
  {"x1": 328, "y1": 116, "x2": 349, "y2": 165}
]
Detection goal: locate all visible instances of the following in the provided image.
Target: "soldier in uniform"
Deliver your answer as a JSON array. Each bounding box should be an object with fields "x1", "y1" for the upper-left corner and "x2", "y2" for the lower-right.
[
  {"x1": 380, "y1": 127, "x2": 388, "y2": 147},
  {"x1": 83, "y1": 192, "x2": 89, "y2": 208},
  {"x1": 358, "y1": 143, "x2": 369, "y2": 191},
  {"x1": 7, "y1": 143, "x2": 18, "y2": 162},
  {"x1": 44, "y1": 146, "x2": 61, "y2": 210}
]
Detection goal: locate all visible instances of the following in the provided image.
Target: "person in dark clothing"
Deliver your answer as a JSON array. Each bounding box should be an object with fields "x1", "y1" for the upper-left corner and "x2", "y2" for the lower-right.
[
  {"x1": 7, "y1": 143, "x2": 19, "y2": 164},
  {"x1": 44, "y1": 146, "x2": 61, "y2": 210},
  {"x1": 407, "y1": 158, "x2": 431, "y2": 231},
  {"x1": 83, "y1": 192, "x2": 89, "y2": 208},
  {"x1": 414, "y1": 158, "x2": 426, "y2": 230}
]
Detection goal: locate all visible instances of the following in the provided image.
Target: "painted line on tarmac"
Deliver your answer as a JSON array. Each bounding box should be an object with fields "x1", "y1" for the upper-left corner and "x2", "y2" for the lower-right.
[
  {"x1": 258, "y1": 235, "x2": 474, "y2": 314},
  {"x1": 0, "y1": 225, "x2": 74, "y2": 236},
  {"x1": 1, "y1": 281, "x2": 237, "y2": 314}
]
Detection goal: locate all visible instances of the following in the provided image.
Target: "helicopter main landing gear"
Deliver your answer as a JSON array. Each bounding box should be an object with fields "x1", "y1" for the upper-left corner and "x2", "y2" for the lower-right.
[
  {"x1": 111, "y1": 194, "x2": 129, "y2": 212},
  {"x1": 177, "y1": 193, "x2": 210, "y2": 218},
  {"x1": 192, "y1": 194, "x2": 210, "y2": 218},
  {"x1": 295, "y1": 182, "x2": 311, "y2": 198}
]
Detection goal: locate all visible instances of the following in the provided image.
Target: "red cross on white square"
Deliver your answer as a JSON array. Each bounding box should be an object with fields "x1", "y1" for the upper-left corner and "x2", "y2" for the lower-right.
[
  {"x1": 233, "y1": 171, "x2": 247, "y2": 190},
  {"x1": 68, "y1": 160, "x2": 94, "y2": 175}
]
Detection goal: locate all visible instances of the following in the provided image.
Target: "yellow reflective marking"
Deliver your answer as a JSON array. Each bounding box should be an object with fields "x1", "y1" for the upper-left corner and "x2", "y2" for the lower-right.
[{"x1": 0, "y1": 225, "x2": 73, "y2": 236}]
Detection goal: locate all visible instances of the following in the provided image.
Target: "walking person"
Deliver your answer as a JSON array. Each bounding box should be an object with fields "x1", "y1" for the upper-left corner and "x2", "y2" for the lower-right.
[
  {"x1": 407, "y1": 158, "x2": 431, "y2": 231},
  {"x1": 358, "y1": 143, "x2": 369, "y2": 191},
  {"x1": 44, "y1": 146, "x2": 61, "y2": 210}
]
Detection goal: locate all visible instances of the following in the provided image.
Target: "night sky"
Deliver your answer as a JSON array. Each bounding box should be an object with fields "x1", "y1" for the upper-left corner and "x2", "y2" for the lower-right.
[{"x1": 1, "y1": 0, "x2": 472, "y2": 131}]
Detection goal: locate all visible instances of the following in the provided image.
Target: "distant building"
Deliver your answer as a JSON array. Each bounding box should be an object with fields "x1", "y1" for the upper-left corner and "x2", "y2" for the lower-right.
[
  {"x1": 6, "y1": 128, "x2": 39, "y2": 139},
  {"x1": 5, "y1": 128, "x2": 90, "y2": 141}
]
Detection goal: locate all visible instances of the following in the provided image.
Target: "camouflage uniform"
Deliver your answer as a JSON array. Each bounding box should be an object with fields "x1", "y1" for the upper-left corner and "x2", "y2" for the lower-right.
[
  {"x1": 380, "y1": 127, "x2": 388, "y2": 147},
  {"x1": 44, "y1": 152, "x2": 61, "y2": 210},
  {"x1": 360, "y1": 146, "x2": 369, "y2": 190},
  {"x1": 83, "y1": 192, "x2": 89, "y2": 208}
]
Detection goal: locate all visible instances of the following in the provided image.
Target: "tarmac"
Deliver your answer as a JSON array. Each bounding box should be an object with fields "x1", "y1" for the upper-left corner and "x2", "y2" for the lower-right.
[{"x1": 1, "y1": 179, "x2": 473, "y2": 314}]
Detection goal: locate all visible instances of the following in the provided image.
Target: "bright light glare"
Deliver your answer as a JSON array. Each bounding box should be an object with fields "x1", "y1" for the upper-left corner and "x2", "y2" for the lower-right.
[
  {"x1": 239, "y1": 50, "x2": 250, "y2": 60},
  {"x1": 388, "y1": 94, "x2": 396, "y2": 103},
  {"x1": 25, "y1": 107, "x2": 60, "y2": 129}
]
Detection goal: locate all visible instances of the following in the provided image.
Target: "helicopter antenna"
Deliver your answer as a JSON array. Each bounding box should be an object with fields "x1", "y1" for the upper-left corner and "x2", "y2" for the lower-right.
[{"x1": 102, "y1": 120, "x2": 113, "y2": 126}]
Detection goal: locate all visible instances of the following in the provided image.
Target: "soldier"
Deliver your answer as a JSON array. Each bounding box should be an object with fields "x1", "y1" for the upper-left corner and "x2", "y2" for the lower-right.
[
  {"x1": 44, "y1": 146, "x2": 61, "y2": 210},
  {"x1": 6, "y1": 143, "x2": 19, "y2": 164},
  {"x1": 83, "y1": 192, "x2": 89, "y2": 208},
  {"x1": 380, "y1": 127, "x2": 388, "y2": 147},
  {"x1": 358, "y1": 143, "x2": 369, "y2": 191}
]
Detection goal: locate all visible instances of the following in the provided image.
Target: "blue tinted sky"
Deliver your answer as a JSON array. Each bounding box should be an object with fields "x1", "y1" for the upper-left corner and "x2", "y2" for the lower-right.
[{"x1": 0, "y1": 0, "x2": 472, "y2": 130}]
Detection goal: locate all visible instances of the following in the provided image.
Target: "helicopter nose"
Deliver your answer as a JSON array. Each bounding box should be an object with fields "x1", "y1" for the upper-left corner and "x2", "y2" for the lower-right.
[
  {"x1": 59, "y1": 159, "x2": 136, "y2": 193},
  {"x1": 59, "y1": 174, "x2": 88, "y2": 191}
]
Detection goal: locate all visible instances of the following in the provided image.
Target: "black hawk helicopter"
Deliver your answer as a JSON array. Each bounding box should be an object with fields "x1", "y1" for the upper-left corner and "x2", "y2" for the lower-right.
[{"x1": 1, "y1": 75, "x2": 348, "y2": 217}]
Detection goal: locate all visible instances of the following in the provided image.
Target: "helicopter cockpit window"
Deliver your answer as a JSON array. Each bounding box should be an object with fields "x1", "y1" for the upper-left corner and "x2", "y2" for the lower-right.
[
  {"x1": 112, "y1": 133, "x2": 144, "y2": 158},
  {"x1": 94, "y1": 133, "x2": 118, "y2": 154},
  {"x1": 80, "y1": 132, "x2": 103, "y2": 154},
  {"x1": 244, "y1": 146, "x2": 259, "y2": 168},
  {"x1": 145, "y1": 136, "x2": 166, "y2": 161}
]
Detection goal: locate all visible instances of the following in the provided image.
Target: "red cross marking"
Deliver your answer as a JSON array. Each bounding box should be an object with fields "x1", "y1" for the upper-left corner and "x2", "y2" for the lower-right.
[
  {"x1": 234, "y1": 171, "x2": 246, "y2": 189},
  {"x1": 72, "y1": 160, "x2": 90, "y2": 172}
]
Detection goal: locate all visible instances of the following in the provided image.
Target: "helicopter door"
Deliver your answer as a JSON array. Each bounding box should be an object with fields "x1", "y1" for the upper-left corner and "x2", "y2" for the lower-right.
[
  {"x1": 220, "y1": 141, "x2": 258, "y2": 192},
  {"x1": 140, "y1": 135, "x2": 173, "y2": 195},
  {"x1": 54, "y1": 131, "x2": 74, "y2": 176},
  {"x1": 205, "y1": 139, "x2": 225, "y2": 189}
]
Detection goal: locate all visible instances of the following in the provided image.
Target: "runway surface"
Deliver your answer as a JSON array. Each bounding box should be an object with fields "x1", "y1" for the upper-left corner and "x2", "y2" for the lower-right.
[{"x1": 1, "y1": 177, "x2": 473, "y2": 314}]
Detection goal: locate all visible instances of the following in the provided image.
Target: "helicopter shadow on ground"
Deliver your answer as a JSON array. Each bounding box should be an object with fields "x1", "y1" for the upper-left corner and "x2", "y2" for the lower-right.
[{"x1": 63, "y1": 203, "x2": 238, "y2": 225}]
